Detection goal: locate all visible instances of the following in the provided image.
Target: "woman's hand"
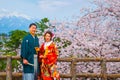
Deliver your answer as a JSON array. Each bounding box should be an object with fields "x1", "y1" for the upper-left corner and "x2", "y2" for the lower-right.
[
  {"x1": 35, "y1": 47, "x2": 39, "y2": 52},
  {"x1": 40, "y1": 55, "x2": 46, "y2": 58}
]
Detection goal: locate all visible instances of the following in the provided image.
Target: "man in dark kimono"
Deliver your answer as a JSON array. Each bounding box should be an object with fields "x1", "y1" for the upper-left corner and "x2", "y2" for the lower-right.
[{"x1": 21, "y1": 23, "x2": 39, "y2": 80}]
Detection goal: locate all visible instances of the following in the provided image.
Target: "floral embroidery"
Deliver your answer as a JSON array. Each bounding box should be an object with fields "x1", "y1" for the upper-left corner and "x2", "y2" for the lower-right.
[{"x1": 38, "y1": 42, "x2": 60, "y2": 80}]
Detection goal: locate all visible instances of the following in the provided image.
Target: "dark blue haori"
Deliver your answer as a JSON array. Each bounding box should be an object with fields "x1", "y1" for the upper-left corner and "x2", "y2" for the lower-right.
[{"x1": 21, "y1": 33, "x2": 39, "y2": 73}]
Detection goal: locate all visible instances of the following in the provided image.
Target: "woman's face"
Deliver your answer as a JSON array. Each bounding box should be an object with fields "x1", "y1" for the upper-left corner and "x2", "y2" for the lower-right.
[{"x1": 44, "y1": 33, "x2": 51, "y2": 42}]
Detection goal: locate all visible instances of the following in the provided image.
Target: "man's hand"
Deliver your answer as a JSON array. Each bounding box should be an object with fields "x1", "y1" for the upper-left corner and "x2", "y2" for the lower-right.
[{"x1": 23, "y1": 59, "x2": 29, "y2": 64}]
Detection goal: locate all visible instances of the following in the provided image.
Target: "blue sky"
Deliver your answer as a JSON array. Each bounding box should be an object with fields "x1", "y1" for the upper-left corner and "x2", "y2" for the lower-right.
[{"x1": 0, "y1": 0, "x2": 96, "y2": 20}]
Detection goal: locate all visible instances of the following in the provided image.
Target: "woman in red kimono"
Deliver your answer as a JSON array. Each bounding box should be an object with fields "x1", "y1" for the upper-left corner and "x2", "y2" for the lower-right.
[{"x1": 38, "y1": 31, "x2": 60, "y2": 80}]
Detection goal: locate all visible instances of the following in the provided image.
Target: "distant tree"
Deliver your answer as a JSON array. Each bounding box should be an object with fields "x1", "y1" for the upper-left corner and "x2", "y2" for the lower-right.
[
  {"x1": 35, "y1": 18, "x2": 49, "y2": 35},
  {"x1": 41, "y1": 17, "x2": 49, "y2": 23},
  {"x1": 4, "y1": 30, "x2": 27, "y2": 53},
  {"x1": 0, "y1": 33, "x2": 8, "y2": 36},
  {"x1": 0, "y1": 33, "x2": 8, "y2": 50},
  {"x1": 0, "y1": 42, "x2": 2, "y2": 47}
]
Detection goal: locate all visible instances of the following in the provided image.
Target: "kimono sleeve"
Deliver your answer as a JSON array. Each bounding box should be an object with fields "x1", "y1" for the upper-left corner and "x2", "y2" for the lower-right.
[{"x1": 20, "y1": 37, "x2": 29, "y2": 59}]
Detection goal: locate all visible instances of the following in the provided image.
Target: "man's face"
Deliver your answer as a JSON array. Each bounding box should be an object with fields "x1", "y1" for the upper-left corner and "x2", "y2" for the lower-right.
[{"x1": 29, "y1": 25, "x2": 37, "y2": 35}]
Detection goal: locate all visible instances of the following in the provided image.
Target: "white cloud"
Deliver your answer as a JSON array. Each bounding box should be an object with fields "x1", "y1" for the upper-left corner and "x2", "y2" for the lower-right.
[
  {"x1": 38, "y1": 0, "x2": 70, "y2": 12},
  {"x1": 0, "y1": 8, "x2": 31, "y2": 20}
]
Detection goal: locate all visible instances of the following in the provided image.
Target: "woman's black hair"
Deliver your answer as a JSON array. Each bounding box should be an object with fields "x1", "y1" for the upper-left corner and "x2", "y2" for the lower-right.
[
  {"x1": 44, "y1": 31, "x2": 53, "y2": 41},
  {"x1": 29, "y1": 23, "x2": 37, "y2": 28}
]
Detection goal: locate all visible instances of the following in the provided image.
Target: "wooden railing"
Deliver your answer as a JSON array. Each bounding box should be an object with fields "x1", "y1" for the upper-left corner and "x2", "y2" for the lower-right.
[{"x1": 0, "y1": 56, "x2": 120, "y2": 80}]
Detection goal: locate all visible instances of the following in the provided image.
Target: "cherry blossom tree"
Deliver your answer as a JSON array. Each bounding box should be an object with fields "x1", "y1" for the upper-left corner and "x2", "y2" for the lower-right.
[{"x1": 39, "y1": 0, "x2": 120, "y2": 79}]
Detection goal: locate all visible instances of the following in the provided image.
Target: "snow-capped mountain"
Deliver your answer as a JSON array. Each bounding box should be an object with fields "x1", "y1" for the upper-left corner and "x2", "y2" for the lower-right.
[{"x1": 0, "y1": 15, "x2": 37, "y2": 33}]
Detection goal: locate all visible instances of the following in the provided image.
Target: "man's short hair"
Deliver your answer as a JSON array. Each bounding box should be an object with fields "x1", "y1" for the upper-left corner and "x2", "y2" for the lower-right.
[{"x1": 29, "y1": 23, "x2": 37, "y2": 28}]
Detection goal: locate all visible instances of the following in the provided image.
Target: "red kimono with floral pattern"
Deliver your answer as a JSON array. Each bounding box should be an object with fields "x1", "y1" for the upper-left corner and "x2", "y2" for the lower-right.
[{"x1": 38, "y1": 42, "x2": 60, "y2": 80}]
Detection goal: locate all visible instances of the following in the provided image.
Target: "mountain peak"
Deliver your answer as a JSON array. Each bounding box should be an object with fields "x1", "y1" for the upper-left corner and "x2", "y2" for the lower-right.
[
  {"x1": 0, "y1": 15, "x2": 37, "y2": 34},
  {"x1": 0, "y1": 10, "x2": 31, "y2": 20}
]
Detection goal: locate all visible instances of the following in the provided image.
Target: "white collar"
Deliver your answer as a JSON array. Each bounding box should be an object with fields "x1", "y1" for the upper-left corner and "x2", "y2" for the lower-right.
[{"x1": 44, "y1": 41, "x2": 53, "y2": 49}]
